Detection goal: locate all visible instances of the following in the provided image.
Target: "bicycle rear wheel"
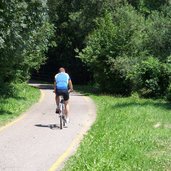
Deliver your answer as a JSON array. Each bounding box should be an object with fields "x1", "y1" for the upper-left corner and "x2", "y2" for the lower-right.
[
  {"x1": 62, "y1": 115, "x2": 66, "y2": 127},
  {"x1": 61, "y1": 103, "x2": 66, "y2": 127},
  {"x1": 59, "y1": 115, "x2": 63, "y2": 129}
]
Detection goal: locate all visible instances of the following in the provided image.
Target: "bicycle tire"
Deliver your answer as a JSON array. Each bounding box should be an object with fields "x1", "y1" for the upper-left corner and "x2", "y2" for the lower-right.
[
  {"x1": 59, "y1": 96, "x2": 65, "y2": 129},
  {"x1": 63, "y1": 116, "x2": 66, "y2": 127},
  {"x1": 59, "y1": 115, "x2": 63, "y2": 129},
  {"x1": 62, "y1": 104, "x2": 66, "y2": 127}
]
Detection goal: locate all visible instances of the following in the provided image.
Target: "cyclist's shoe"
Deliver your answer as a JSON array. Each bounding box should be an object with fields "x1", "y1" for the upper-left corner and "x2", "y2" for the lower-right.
[{"x1": 55, "y1": 108, "x2": 60, "y2": 114}]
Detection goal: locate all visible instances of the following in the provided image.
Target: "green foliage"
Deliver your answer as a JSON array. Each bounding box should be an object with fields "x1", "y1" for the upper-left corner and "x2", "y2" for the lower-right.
[
  {"x1": 45, "y1": 0, "x2": 92, "y2": 84},
  {"x1": 78, "y1": 13, "x2": 117, "y2": 92},
  {"x1": 1, "y1": 0, "x2": 170, "y2": 99},
  {"x1": 78, "y1": 6, "x2": 146, "y2": 95},
  {"x1": 129, "y1": 57, "x2": 171, "y2": 97},
  {"x1": 143, "y1": 0, "x2": 169, "y2": 11},
  {"x1": 76, "y1": 2, "x2": 171, "y2": 98},
  {"x1": 128, "y1": 0, "x2": 169, "y2": 15},
  {"x1": 45, "y1": 0, "x2": 127, "y2": 84},
  {"x1": 166, "y1": 83, "x2": 171, "y2": 101},
  {"x1": 0, "y1": 0, "x2": 54, "y2": 86},
  {"x1": 144, "y1": 7, "x2": 171, "y2": 60}
]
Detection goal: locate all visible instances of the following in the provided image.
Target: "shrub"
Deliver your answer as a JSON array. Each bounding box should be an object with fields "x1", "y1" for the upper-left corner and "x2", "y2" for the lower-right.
[
  {"x1": 78, "y1": 5, "x2": 145, "y2": 95},
  {"x1": 144, "y1": 6, "x2": 171, "y2": 61},
  {"x1": 130, "y1": 57, "x2": 171, "y2": 97},
  {"x1": 166, "y1": 83, "x2": 171, "y2": 101}
]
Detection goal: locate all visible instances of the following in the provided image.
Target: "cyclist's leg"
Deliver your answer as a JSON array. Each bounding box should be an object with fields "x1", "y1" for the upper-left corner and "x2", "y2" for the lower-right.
[
  {"x1": 55, "y1": 89, "x2": 61, "y2": 113},
  {"x1": 64, "y1": 100, "x2": 69, "y2": 117},
  {"x1": 64, "y1": 100, "x2": 70, "y2": 123},
  {"x1": 63, "y1": 90, "x2": 70, "y2": 122},
  {"x1": 55, "y1": 95, "x2": 60, "y2": 113},
  {"x1": 55, "y1": 95, "x2": 60, "y2": 106}
]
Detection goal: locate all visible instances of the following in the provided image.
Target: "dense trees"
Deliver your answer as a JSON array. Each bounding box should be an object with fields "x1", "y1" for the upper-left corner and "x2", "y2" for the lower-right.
[
  {"x1": 78, "y1": 6, "x2": 145, "y2": 94},
  {"x1": 0, "y1": 0, "x2": 54, "y2": 87},
  {"x1": 76, "y1": 1, "x2": 171, "y2": 98},
  {"x1": 1, "y1": 0, "x2": 171, "y2": 99},
  {"x1": 41, "y1": 0, "x2": 93, "y2": 84}
]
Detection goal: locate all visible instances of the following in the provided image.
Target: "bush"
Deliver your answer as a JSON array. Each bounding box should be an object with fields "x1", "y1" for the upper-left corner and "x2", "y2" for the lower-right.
[
  {"x1": 78, "y1": 6, "x2": 145, "y2": 95},
  {"x1": 130, "y1": 57, "x2": 171, "y2": 97},
  {"x1": 166, "y1": 83, "x2": 171, "y2": 101},
  {"x1": 144, "y1": 6, "x2": 171, "y2": 60}
]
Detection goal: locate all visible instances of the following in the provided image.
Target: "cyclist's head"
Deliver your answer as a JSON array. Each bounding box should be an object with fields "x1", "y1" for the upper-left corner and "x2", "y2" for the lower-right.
[{"x1": 59, "y1": 67, "x2": 65, "y2": 72}]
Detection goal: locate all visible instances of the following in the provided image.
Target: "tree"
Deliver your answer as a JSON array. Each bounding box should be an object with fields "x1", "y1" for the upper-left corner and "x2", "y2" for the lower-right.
[
  {"x1": 0, "y1": 0, "x2": 54, "y2": 86},
  {"x1": 144, "y1": 6, "x2": 171, "y2": 61},
  {"x1": 44, "y1": 0, "x2": 95, "y2": 84},
  {"x1": 78, "y1": 5, "x2": 146, "y2": 94},
  {"x1": 127, "y1": 0, "x2": 170, "y2": 15},
  {"x1": 43, "y1": 0, "x2": 125, "y2": 84}
]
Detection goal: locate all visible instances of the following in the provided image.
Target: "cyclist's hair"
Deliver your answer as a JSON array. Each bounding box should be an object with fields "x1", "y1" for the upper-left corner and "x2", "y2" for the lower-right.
[{"x1": 59, "y1": 67, "x2": 65, "y2": 72}]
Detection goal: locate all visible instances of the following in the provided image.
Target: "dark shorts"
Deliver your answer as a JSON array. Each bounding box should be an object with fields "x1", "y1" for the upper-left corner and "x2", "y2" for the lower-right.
[{"x1": 56, "y1": 89, "x2": 69, "y2": 101}]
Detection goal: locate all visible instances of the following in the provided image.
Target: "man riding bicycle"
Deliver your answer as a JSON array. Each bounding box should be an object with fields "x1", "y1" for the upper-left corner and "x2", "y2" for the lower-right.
[{"x1": 54, "y1": 67, "x2": 73, "y2": 124}]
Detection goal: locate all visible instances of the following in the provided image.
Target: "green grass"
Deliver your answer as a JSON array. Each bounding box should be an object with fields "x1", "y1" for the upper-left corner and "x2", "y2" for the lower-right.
[
  {"x1": 0, "y1": 83, "x2": 40, "y2": 127},
  {"x1": 63, "y1": 86, "x2": 171, "y2": 171}
]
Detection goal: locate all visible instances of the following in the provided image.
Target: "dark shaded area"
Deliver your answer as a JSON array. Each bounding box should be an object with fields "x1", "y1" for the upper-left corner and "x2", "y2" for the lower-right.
[
  {"x1": 112, "y1": 101, "x2": 171, "y2": 110},
  {"x1": 31, "y1": 0, "x2": 93, "y2": 85},
  {"x1": 75, "y1": 85, "x2": 171, "y2": 111},
  {"x1": 74, "y1": 85, "x2": 100, "y2": 96},
  {"x1": 0, "y1": 110, "x2": 12, "y2": 115},
  {"x1": 0, "y1": 83, "x2": 17, "y2": 97},
  {"x1": 31, "y1": 55, "x2": 92, "y2": 85}
]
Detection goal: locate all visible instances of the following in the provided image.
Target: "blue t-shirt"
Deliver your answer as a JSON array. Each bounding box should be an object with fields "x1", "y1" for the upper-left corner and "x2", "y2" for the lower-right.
[{"x1": 55, "y1": 72, "x2": 70, "y2": 90}]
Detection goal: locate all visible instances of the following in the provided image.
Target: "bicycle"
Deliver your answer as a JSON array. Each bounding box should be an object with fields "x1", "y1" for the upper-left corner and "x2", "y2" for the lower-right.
[{"x1": 58, "y1": 96, "x2": 66, "y2": 129}]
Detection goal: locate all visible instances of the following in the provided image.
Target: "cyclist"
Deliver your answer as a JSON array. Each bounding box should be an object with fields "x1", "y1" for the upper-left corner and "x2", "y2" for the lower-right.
[{"x1": 54, "y1": 67, "x2": 73, "y2": 123}]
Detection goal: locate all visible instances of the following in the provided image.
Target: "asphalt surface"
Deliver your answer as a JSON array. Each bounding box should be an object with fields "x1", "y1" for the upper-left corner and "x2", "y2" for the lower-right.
[{"x1": 0, "y1": 83, "x2": 96, "y2": 171}]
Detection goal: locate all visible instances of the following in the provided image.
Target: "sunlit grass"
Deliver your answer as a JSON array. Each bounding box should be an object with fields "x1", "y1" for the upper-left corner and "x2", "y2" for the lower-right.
[
  {"x1": 0, "y1": 83, "x2": 40, "y2": 127},
  {"x1": 63, "y1": 86, "x2": 171, "y2": 171}
]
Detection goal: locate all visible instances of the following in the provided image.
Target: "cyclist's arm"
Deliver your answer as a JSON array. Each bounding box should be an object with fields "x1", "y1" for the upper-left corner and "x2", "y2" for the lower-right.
[{"x1": 68, "y1": 79, "x2": 73, "y2": 92}]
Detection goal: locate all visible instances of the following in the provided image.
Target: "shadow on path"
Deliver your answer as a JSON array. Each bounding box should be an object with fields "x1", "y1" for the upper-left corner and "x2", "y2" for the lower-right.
[
  {"x1": 35, "y1": 124, "x2": 60, "y2": 129},
  {"x1": 30, "y1": 83, "x2": 53, "y2": 90}
]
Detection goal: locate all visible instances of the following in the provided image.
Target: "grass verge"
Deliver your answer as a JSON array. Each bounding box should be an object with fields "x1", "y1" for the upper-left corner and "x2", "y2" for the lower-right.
[
  {"x1": 0, "y1": 83, "x2": 40, "y2": 127},
  {"x1": 63, "y1": 86, "x2": 171, "y2": 171}
]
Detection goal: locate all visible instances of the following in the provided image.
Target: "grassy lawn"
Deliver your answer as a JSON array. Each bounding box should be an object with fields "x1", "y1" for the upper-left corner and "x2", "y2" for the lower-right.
[
  {"x1": 63, "y1": 86, "x2": 171, "y2": 171},
  {"x1": 0, "y1": 83, "x2": 40, "y2": 127}
]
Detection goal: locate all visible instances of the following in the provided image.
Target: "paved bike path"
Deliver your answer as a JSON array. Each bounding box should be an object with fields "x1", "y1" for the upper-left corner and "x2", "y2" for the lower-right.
[{"x1": 0, "y1": 83, "x2": 96, "y2": 171}]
